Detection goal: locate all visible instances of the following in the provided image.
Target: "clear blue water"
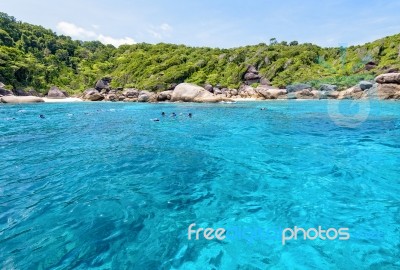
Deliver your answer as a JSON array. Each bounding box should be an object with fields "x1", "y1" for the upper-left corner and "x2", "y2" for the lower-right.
[{"x1": 0, "y1": 100, "x2": 399, "y2": 269}]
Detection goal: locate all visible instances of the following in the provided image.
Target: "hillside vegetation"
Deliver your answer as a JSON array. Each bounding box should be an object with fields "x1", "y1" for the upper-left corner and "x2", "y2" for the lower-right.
[{"x1": 1, "y1": 12, "x2": 399, "y2": 94}]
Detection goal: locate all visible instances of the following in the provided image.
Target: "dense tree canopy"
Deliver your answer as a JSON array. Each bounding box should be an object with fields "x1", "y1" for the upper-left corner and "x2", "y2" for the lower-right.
[{"x1": 0, "y1": 12, "x2": 399, "y2": 94}]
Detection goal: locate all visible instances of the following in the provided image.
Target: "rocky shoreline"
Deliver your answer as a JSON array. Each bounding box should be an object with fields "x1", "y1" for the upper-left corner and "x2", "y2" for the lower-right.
[{"x1": 1, "y1": 70, "x2": 400, "y2": 104}]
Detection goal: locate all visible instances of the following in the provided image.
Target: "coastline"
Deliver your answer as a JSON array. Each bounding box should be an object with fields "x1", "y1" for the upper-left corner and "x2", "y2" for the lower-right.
[{"x1": 2, "y1": 73, "x2": 400, "y2": 104}]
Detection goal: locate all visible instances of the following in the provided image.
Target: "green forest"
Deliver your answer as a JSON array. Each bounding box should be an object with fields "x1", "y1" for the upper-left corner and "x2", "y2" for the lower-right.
[{"x1": 1, "y1": 12, "x2": 399, "y2": 94}]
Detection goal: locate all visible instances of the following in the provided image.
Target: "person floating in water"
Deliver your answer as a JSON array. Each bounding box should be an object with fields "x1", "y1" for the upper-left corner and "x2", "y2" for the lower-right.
[
  {"x1": 260, "y1": 108, "x2": 267, "y2": 111},
  {"x1": 161, "y1": 112, "x2": 166, "y2": 116},
  {"x1": 188, "y1": 113, "x2": 192, "y2": 118},
  {"x1": 40, "y1": 114, "x2": 45, "y2": 119},
  {"x1": 171, "y1": 112, "x2": 176, "y2": 117},
  {"x1": 151, "y1": 118, "x2": 160, "y2": 122}
]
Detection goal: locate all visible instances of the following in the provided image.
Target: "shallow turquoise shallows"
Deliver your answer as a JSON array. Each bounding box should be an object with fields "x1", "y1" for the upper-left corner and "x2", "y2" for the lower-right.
[{"x1": 0, "y1": 100, "x2": 399, "y2": 269}]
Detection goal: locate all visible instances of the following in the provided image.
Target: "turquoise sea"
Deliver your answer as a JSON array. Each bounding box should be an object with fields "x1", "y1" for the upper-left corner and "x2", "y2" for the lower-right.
[{"x1": 0, "y1": 100, "x2": 399, "y2": 269}]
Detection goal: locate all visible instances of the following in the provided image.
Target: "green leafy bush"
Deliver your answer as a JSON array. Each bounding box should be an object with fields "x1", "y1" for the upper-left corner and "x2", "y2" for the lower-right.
[{"x1": 0, "y1": 12, "x2": 399, "y2": 94}]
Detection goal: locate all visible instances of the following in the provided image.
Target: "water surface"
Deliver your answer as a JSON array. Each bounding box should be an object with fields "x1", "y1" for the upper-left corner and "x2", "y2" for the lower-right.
[{"x1": 0, "y1": 100, "x2": 399, "y2": 269}]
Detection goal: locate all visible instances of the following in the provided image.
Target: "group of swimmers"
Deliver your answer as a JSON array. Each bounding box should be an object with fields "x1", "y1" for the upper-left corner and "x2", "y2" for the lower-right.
[
  {"x1": 39, "y1": 109, "x2": 266, "y2": 121},
  {"x1": 152, "y1": 112, "x2": 192, "y2": 122}
]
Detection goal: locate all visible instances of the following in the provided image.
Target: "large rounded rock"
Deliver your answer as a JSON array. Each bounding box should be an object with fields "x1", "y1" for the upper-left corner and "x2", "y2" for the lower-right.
[
  {"x1": 338, "y1": 86, "x2": 363, "y2": 99},
  {"x1": 361, "y1": 85, "x2": 379, "y2": 100},
  {"x1": 244, "y1": 73, "x2": 261, "y2": 80},
  {"x1": 311, "y1": 90, "x2": 326, "y2": 99},
  {"x1": 204, "y1": 84, "x2": 213, "y2": 93},
  {"x1": 167, "y1": 83, "x2": 178, "y2": 90},
  {"x1": 213, "y1": 88, "x2": 222, "y2": 95},
  {"x1": 256, "y1": 86, "x2": 286, "y2": 99},
  {"x1": 376, "y1": 84, "x2": 400, "y2": 99},
  {"x1": 47, "y1": 86, "x2": 67, "y2": 99},
  {"x1": 138, "y1": 91, "x2": 157, "y2": 102},
  {"x1": 157, "y1": 90, "x2": 173, "y2": 101},
  {"x1": 286, "y1": 83, "x2": 312, "y2": 93},
  {"x1": 95, "y1": 77, "x2": 112, "y2": 91},
  {"x1": 243, "y1": 66, "x2": 261, "y2": 85},
  {"x1": 122, "y1": 88, "x2": 139, "y2": 98},
  {"x1": 319, "y1": 84, "x2": 337, "y2": 92},
  {"x1": 230, "y1": 89, "x2": 238, "y2": 96},
  {"x1": 221, "y1": 88, "x2": 228, "y2": 94},
  {"x1": 171, "y1": 83, "x2": 210, "y2": 102},
  {"x1": 365, "y1": 61, "x2": 377, "y2": 71},
  {"x1": 27, "y1": 89, "x2": 41, "y2": 97},
  {"x1": 327, "y1": 91, "x2": 340, "y2": 99},
  {"x1": 171, "y1": 83, "x2": 232, "y2": 102},
  {"x1": 260, "y1": 77, "x2": 271, "y2": 86},
  {"x1": 247, "y1": 65, "x2": 258, "y2": 74},
  {"x1": 238, "y1": 85, "x2": 258, "y2": 98},
  {"x1": 82, "y1": 89, "x2": 104, "y2": 101},
  {"x1": 296, "y1": 89, "x2": 315, "y2": 99},
  {"x1": 105, "y1": 93, "x2": 118, "y2": 101},
  {"x1": 375, "y1": 73, "x2": 400, "y2": 84},
  {"x1": 138, "y1": 93, "x2": 149, "y2": 102},
  {"x1": 361, "y1": 84, "x2": 400, "y2": 100},
  {"x1": 13, "y1": 89, "x2": 29, "y2": 96},
  {"x1": 1, "y1": 96, "x2": 44, "y2": 103},
  {"x1": 359, "y1": 81, "x2": 374, "y2": 90},
  {"x1": 0, "y1": 88, "x2": 13, "y2": 96}
]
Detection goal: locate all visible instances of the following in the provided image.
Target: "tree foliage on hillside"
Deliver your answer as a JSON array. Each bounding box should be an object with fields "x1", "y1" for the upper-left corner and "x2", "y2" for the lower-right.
[{"x1": 0, "y1": 12, "x2": 399, "y2": 93}]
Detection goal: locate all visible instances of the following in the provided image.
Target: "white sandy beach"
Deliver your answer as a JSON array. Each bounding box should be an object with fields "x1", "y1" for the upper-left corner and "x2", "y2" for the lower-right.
[{"x1": 43, "y1": 97, "x2": 83, "y2": 102}]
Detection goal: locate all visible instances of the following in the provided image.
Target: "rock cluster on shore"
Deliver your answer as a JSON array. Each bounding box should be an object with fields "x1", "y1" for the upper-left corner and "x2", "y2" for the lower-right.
[
  {"x1": 2, "y1": 73, "x2": 400, "y2": 104},
  {"x1": 79, "y1": 72, "x2": 400, "y2": 103}
]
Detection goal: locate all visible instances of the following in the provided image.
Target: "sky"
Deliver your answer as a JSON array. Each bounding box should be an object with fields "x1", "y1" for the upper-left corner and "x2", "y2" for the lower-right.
[{"x1": 1, "y1": 0, "x2": 400, "y2": 48}]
